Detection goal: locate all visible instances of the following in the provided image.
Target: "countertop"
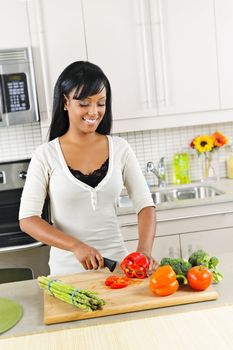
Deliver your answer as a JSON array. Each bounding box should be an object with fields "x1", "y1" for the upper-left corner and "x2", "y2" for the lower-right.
[{"x1": 0, "y1": 251, "x2": 232, "y2": 349}]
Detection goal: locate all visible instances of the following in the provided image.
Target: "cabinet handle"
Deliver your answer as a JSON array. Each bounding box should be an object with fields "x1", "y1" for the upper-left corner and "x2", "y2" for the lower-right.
[
  {"x1": 149, "y1": 0, "x2": 169, "y2": 107},
  {"x1": 34, "y1": 0, "x2": 52, "y2": 114},
  {"x1": 121, "y1": 209, "x2": 233, "y2": 227},
  {"x1": 168, "y1": 247, "x2": 174, "y2": 258},
  {"x1": 139, "y1": 0, "x2": 153, "y2": 109},
  {"x1": 157, "y1": 0, "x2": 169, "y2": 107},
  {"x1": 0, "y1": 241, "x2": 43, "y2": 253}
]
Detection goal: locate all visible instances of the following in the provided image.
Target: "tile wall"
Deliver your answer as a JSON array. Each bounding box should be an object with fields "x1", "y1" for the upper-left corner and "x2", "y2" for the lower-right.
[
  {"x1": 116, "y1": 121, "x2": 233, "y2": 185},
  {"x1": 1, "y1": 120, "x2": 233, "y2": 186},
  {"x1": 0, "y1": 123, "x2": 42, "y2": 162}
]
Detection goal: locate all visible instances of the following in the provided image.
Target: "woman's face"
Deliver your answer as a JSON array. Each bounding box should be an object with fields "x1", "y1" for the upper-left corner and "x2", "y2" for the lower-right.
[{"x1": 64, "y1": 87, "x2": 107, "y2": 135}]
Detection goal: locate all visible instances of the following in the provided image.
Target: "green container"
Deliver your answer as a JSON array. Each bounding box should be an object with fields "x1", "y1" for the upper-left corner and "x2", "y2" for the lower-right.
[{"x1": 173, "y1": 152, "x2": 191, "y2": 185}]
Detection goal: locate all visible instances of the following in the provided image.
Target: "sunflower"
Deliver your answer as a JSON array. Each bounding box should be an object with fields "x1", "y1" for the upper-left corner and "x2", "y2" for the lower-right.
[
  {"x1": 193, "y1": 135, "x2": 214, "y2": 153},
  {"x1": 211, "y1": 131, "x2": 228, "y2": 148}
]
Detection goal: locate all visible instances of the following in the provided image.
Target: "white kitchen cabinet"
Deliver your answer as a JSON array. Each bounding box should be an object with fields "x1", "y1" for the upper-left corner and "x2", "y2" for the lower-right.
[
  {"x1": 149, "y1": 0, "x2": 219, "y2": 116},
  {"x1": 22, "y1": 0, "x2": 233, "y2": 131},
  {"x1": 82, "y1": 0, "x2": 157, "y2": 121},
  {"x1": 214, "y1": 0, "x2": 233, "y2": 109},
  {"x1": 34, "y1": 0, "x2": 87, "y2": 113},
  {"x1": 180, "y1": 227, "x2": 233, "y2": 259},
  {"x1": 81, "y1": 0, "x2": 223, "y2": 132},
  {"x1": 0, "y1": 0, "x2": 31, "y2": 48}
]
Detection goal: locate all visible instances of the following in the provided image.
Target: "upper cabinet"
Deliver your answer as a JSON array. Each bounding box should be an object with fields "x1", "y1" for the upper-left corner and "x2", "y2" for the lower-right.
[
  {"x1": 0, "y1": 0, "x2": 31, "y2": 48},
  {"x1": 30, "y1": 0, "x2": 87, "y2": 114},
  {"x1": 82, "y1": 0, "x2": 157, "y2": 121},
  {"x1": 149, "y1": 0, "x2": 219, "y2": 115},
  {"x1": 214, "y1": 0, "x2": 233, "y2": 109},
  {"x1": 81, "y1": 0, "x2": 233, "y2": 132},
  {"x1": 7, "y1": 1, "x2": 232, "y2": 131}
]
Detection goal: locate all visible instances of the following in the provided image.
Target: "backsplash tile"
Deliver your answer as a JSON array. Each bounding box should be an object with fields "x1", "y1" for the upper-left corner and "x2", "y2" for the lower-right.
[
  {"x1": 0, "y1": 123, "x2": 42, "y2": 162},
  {"x1": 117, "y1": 121, "x2": 233, "y2": 185},
  {"x1": 0, "y1": 120, "x2": 233, "y2": 186}
]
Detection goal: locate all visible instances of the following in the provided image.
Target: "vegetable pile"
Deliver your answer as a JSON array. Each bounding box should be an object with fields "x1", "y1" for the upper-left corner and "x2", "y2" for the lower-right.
[
  {"x1": 148, "y1": 249, "x2": 223, "y2": 297},
  {"x1": 38, "y1": 276, "x2": 106, "y2": 312}
]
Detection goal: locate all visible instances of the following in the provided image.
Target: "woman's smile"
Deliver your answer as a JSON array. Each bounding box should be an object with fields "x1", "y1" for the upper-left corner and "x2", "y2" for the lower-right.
[{"x1": 82, "y1": 116, "x2": 99, "y2": 125}]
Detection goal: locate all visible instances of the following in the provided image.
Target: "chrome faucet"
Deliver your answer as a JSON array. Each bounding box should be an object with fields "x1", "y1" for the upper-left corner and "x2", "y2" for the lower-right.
[{"x1": 146, "y1": 157, "x2": 167, "y2": 187}]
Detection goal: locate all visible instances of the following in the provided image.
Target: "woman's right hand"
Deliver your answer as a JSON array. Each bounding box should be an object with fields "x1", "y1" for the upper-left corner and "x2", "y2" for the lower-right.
[{"x1": 72, "y1": 241, "x2": 104, "y2": 270}]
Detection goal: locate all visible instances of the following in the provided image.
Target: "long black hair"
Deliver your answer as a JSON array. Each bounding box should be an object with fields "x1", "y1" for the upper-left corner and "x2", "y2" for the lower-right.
[{"x1": 48, "y1": 61, "x2": 112, "y2": 141}]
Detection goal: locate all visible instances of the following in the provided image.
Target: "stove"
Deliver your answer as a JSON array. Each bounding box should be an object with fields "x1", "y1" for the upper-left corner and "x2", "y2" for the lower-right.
[{"x1": 0, "y1": 159, "x2": 49, "y2": 251}]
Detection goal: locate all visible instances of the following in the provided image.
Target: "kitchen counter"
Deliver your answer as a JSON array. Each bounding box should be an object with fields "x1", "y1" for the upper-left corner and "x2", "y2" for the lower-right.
[{"x1": 0, "y1": 251, "x2": 232, "y2": 349}]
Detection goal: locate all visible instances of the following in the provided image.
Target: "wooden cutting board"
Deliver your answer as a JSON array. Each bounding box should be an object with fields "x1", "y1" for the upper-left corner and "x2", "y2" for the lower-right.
[{"x1": 43, "y1": 270, "x2": 219, "y2": 325}]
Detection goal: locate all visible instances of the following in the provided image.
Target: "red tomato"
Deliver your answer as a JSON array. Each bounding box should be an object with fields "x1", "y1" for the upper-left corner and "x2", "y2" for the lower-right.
[
  {"x1": 187, "y1": 265, "x2": 212, "y2": 291},
  {"x1": 105, "y1": 275, "x2": 129, "y2": 289}
]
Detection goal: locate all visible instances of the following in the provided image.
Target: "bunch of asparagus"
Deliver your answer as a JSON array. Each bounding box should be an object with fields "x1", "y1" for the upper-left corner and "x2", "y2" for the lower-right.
[{"x1": 38, "y1": 276, "x2": 106, "y2": 312}]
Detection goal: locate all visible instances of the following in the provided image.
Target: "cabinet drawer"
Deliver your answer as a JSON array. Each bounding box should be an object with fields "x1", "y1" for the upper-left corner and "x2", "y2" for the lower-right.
[
  {"x1": 157, "y1": 211, "x2": 233, "y2": 236},
  {"x1": 121, "y1": 224, "x2": 138, "y2": 241}
]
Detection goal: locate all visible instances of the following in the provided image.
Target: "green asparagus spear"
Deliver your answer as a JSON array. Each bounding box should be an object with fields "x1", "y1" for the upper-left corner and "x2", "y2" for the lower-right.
[{"x1": 37, "y1": 276, "x2": 106, "y2": 312}]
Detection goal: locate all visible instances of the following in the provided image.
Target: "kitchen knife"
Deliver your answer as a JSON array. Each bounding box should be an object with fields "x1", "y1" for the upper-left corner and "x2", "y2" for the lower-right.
[{"x1": 103, "y1": 257, "x2": 117, "y2": 272}]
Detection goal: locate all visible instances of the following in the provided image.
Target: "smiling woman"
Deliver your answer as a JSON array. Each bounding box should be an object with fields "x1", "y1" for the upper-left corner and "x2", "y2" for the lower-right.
[{"x1": 18, "y1": 61, "x2": 156, "y2": 277}]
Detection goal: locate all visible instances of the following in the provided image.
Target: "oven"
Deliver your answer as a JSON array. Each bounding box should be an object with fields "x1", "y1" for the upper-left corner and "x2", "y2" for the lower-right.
[{"x1": 0, "y1": 159, "x2": 50, "y2": 278}]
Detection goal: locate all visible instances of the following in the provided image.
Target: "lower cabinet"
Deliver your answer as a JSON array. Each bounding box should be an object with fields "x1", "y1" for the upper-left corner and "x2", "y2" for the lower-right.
[
  {"x1": 180, "y1": 227, "x2": 233, "y2": 259},
  {"x1": 121, "y1": 217, "x2": 233, "y2": 261}
]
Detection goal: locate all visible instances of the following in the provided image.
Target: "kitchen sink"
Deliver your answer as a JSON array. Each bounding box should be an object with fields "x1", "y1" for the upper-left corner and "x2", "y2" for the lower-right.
[{"x1": 117, "y1": 185, "x2": 225, "y2": 207}]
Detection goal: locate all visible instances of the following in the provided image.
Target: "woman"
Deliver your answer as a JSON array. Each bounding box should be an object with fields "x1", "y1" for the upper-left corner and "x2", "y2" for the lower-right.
[{"x1": 19, "y1": 61, "x2": 156, "y2": 276}]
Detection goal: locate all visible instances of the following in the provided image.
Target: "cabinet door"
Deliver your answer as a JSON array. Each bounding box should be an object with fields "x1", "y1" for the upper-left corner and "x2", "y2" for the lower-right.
[
  {"x1": 0, "y1": 0, "x2": 30, "y2": 47},
  {"x1": 38, "y1": 0, "x2": 87, "y2": 112},
  {"x1": 82, "y1": 0, "x2": 157, "y2": 121},
  {"x1": 149, "y1": 0, "x2": 219, "y2": 115},
  {"x1": 124, "y1": 235, "x2": 181, "y2": 262},
  {"x1": 180, "y1": 227, "x2": 233, "y2": 259},
  {"x1": 215, "y1": 0, "x2": 233, "y2": 109}
]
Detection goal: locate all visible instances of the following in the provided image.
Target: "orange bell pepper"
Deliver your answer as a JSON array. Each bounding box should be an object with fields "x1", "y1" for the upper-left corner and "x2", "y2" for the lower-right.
[{"x1": 149, "y1": 265, "x2": 179, "y2": 296}]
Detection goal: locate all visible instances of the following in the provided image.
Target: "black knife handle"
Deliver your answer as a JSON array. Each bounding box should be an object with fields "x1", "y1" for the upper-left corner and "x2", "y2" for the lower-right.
[{"x1": 103, "y1": 257, "x2": 117, "y2": 272}]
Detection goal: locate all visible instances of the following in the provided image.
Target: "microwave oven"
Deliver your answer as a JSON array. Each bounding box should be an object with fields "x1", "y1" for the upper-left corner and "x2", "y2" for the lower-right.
[{"x1": 0, "y1": 47, "x2": 39, "y2": 127}]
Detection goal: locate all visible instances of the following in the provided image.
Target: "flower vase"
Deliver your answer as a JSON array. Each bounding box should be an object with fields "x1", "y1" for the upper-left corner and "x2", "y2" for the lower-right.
[{"x1": 200, "y1": 152, "x2": 220, "y2": 182}]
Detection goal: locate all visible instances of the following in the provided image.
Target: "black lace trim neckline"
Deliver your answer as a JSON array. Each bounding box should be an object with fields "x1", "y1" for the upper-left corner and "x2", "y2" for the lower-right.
[{"x1": 68, "y1": 158, "x2": 109, "y2": 188}]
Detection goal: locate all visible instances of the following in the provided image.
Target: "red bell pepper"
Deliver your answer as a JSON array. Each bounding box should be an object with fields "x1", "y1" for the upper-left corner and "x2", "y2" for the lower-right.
[
  {"x1": 105, "y1": 275, "x2": 129, "y2": 289},
  {"x1": 120, "y1": 252, "x2": 150, "y2": 279}
]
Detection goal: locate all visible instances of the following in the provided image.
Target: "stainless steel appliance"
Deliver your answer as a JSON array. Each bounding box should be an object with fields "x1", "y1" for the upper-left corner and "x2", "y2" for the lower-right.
[
  {"x1": 0, "y1": 47, "x2": 39, "y2": 127},
  {"x1": 0, "y1": 159, "x2": 50, "y2": 278}
]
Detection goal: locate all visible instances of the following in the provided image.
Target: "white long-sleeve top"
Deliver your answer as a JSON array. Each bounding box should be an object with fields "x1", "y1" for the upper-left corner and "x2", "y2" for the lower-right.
[{"x1": 19, "y1": 135, "x2": 155, "y2": 276}]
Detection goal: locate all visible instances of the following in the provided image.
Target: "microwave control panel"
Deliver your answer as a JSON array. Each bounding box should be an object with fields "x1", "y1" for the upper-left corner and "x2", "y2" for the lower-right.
[{"x1": 0, "y1": 73, "x2": 30, "y2": 113}]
